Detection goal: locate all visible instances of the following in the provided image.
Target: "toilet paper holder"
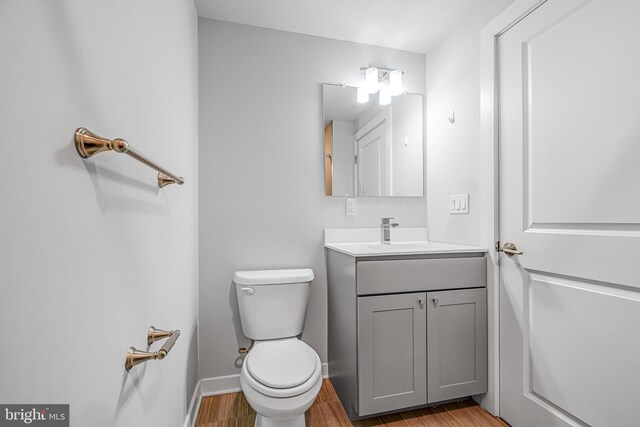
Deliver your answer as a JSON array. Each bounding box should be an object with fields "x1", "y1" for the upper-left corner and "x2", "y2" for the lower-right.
[{"x1": 125, "y1": 326, "x2": 181, "y2": 371}]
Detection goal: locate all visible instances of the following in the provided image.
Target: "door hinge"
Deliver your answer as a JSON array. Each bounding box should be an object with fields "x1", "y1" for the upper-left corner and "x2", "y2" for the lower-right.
[{"x1": 354, "y1": 155, "x2": 358, "y2": 165}]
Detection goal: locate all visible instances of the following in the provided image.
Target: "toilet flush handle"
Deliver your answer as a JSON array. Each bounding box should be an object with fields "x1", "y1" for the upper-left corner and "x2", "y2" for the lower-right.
[{"x1": 240, "y1": 287, "x2": 255, "y2": 295}]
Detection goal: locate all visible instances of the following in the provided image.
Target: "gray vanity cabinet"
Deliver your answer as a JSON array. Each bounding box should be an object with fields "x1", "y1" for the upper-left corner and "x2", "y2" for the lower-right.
[
  {"x1": 357, "y1": 292, "x2": 427, "y2": 416},
  {"x1": 326, "y1": 248, "x2": 487, "y2": 421},
  {"x1": 426, "y1": 288, "x2": 487, "y2": 403}
]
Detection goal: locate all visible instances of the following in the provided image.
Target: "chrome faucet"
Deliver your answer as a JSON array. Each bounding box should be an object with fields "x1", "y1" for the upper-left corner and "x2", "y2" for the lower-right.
[{"x1": 380, "y1": 217, "x2": 399, "y2": 244}]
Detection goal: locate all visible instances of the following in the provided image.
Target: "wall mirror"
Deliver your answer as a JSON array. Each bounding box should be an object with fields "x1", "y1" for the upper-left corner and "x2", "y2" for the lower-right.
[{"x1": 322, "y1": 84, "x2": 424, "y2": 197}]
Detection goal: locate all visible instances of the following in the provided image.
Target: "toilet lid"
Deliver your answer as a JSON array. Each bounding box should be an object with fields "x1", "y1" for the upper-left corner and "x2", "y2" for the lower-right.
[{"x1": 246, "y1": 340, "x2": 317, "y2": 389}]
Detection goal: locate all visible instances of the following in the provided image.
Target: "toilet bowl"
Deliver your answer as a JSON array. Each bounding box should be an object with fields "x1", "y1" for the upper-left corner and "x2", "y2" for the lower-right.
[
  {"x1": 234, "y1": 269, "x2": 319, "y2": 427},
  {"x1": 241, "y1": 338, "x2": 322, "y2": 427}
]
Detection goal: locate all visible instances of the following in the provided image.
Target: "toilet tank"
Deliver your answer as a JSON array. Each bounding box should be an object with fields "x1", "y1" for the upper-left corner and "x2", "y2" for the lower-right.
[{"x1": 234, "y1": 269, "x2": 314, "y2": 340}]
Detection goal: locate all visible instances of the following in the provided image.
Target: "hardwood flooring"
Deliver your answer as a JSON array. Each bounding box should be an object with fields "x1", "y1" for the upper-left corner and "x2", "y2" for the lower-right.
[{"x1": 195, "y1": 380, "x2": 509, "y2": 427}]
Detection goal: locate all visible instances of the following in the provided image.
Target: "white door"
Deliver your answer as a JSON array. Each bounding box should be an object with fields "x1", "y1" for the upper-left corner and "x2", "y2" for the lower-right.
[
  {"x1": 357, "y1": 126, "x2": 385, "y2": 196},
  {"x1": 356, "y1": 108, "x2": 391, "y2": 196},
  {"x1": 498, "y1": 1, "x2": 640, "y2": 426}
]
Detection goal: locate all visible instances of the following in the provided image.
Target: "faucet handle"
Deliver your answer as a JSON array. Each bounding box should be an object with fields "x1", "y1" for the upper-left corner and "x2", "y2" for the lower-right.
[{"x1": 381, "y1": 217, "x2": 395, "y2": 224}]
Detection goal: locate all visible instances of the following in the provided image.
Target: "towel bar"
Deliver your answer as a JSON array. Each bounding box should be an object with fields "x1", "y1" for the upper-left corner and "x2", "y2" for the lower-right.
[
  {"x1": 125, "y1": 326, "x2": 181, "y2": 370},
  {"x1": 74, "y1": 127, "x2": 185, "y2": 188}
]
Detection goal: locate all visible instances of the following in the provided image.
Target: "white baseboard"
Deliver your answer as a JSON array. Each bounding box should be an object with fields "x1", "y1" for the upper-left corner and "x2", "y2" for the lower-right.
[
  {"x1": 201, "y1": 373, "x2": 242, "y2": 396},
  {"x1": 182, "y1": 379, "x2": 202, "y2": 427},
  {"x1": 183, "y1": 363, "x2": 329, "y2": 427}
]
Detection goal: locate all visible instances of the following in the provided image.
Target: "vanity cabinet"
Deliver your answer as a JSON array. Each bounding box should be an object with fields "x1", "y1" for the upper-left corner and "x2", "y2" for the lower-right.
[
  {"x1": 426, "y1": 288, "x2": 487, "y2": 403},
  {"x1": 357, "y1": 292, "x2": 427, "y2": 416},
  {"x1": 326, "y1": 249, "x2": 487, "y2": 420}
]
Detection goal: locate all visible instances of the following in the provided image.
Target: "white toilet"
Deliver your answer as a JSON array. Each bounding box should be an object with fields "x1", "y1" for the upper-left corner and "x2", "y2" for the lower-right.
[{"x1": 234, "y1": 268, "x2": 321, "y2": 427}]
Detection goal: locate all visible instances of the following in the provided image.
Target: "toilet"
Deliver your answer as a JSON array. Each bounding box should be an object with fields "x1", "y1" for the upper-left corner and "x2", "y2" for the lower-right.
[{"x1": 234, "y1": 268, "x2": 321, "y2": 427}]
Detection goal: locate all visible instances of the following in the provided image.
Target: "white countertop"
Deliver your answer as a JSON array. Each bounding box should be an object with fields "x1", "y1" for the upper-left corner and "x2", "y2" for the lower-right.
[
  {"x1": 324, "y1": 228, "x2": 487, "y2": 257},
  {"x1": 325, "y1": 241, "x2": 487, "y2": 256}
]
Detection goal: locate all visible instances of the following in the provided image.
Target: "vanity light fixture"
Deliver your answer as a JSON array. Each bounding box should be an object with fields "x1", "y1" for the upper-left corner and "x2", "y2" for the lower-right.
[
  {"x1": 357, "y1": 86, "x2": 369, "y2": 103},
  {"x1": 365, "y1": 67, "x2": 379, "y2": 93},
  {"x1": 379, "y1": 87, "x2": 391, "y2": 106},
  {"x1": 357, "y1": 66, "x2": 404, "y2": 105},
  {"x1": 389, "y1": 70, "x2": 403, "y2": 96}
]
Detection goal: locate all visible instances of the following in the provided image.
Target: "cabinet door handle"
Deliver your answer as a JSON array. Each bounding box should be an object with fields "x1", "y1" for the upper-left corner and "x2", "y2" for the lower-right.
[
  {"x1": 432, "y1": 298, "x2": 439, "y2": 308},
  {"x1": 418, "y1": 298, "x2": 424, "y2": 308}
]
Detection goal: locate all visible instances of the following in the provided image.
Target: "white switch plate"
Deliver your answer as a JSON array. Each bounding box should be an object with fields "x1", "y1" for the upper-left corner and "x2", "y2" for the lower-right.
[
  {"x1": 449, "y1": 194, "x2": 469, "y2": 214},
  {"x1": 346, "y1": 198, "x2": 356, "y2": 216}
]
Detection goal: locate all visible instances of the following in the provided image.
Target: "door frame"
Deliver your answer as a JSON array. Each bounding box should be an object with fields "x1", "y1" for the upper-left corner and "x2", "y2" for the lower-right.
[{"x1": 479, "y1": 0, "x2": 549, "y2": 417}]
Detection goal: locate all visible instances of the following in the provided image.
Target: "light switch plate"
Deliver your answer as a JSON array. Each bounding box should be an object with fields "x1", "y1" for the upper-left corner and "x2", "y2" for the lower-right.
[
  {"x1": 449, "y1": 194, "x2": 469, "y2": 214},
  {"x1": 346, "y1": 198, "x2": 356, "y2": 216}
]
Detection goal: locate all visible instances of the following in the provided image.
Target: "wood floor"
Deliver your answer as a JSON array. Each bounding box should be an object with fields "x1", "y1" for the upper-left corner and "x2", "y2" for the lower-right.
[{"x1": 195, "y1": 379, "x2": 509, "y2": 427}]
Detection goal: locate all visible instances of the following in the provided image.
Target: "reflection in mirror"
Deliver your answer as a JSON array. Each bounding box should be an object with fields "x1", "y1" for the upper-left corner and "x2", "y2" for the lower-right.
[{"x1": 322, "y1": 84, "x2": 424, "y2": 197}]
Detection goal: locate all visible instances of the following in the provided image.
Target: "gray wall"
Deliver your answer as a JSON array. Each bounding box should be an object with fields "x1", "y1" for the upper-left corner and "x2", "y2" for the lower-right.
[
  {"x1": 391, "y1": 96, "x2": 424, "y2": 196},
  {"x1": 198, "y1": 19, "x2": 426, "y2": 379},
  {"x1": 425, "y1": 0, "x2": 515, "y2": 413},
  {"x1": 0, "y1": 1, "x2": 199, "y2": 426},
  {"x1": 426, "y1": 0, "x2": 513, "y2": 245},
  {"x1": 331, "y1": 120, "x2": 355, "y2": 196}
]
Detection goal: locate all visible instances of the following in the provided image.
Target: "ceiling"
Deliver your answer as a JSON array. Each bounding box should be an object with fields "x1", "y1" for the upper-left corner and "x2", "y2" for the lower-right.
[{"x1": 195, "y1": 0, "x2": 480, "y2": 54}]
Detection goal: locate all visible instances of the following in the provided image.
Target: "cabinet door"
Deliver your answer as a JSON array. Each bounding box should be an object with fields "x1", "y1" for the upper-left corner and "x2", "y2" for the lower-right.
[
  {"x1": 427, "y1": 288, "x2": 487, "y2": 403},
  {"x1": 357, "y1": 292, "x2": 427, "y2": 416}
]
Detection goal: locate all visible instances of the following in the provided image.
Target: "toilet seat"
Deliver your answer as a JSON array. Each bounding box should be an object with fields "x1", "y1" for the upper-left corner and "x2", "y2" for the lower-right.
[
  {"x1": 242, "y1": 339, "x2": 322, "y2": 398},
  {"x1": 247, "y1": 338, "x2": 317, "y2": 388}
]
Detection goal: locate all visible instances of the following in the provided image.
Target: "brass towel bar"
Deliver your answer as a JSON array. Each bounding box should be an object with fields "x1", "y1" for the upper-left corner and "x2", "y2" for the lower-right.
[
  {"x1": 74, "y1": 127, "x2": 185, "y2": 188},
  {"x1": 125, "y1": 326, "x2": 181, "y2": 371}
]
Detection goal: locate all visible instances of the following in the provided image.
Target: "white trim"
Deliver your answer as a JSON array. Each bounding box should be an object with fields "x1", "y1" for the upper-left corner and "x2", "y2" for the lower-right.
[
  {"x1": 355, "y1": 108, "x2": 390, "y2": 141},
  {"x1": 200, "y1": 373, "x2": 242, "y2": 396},
  {"x1": 483, "y1": 0, "x2": 548, "y2": 36},
  {"x1": 480, "y1": 0, "x2": 549, "y2": 418},
  {"x1": 182, "y1": 379, "x2": 202, "y2": 427},
  {"x1": 183, "y1": 363, "x2": 329, "y2": 427}
]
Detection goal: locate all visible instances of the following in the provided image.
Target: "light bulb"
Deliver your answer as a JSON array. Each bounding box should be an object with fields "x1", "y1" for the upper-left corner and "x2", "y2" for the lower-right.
[
  {"x1": 389, "y1": 70, "x2": 403, "y2": 96},
  {"x1": 357, "y1": 86, "x2": 369, "y2": 103},
  {"x1": 379, "y1": 87, "x2": 391, "y2": 105},
  {"x1": 365, "y1": 67, "x2": 379, "y2": 94}
]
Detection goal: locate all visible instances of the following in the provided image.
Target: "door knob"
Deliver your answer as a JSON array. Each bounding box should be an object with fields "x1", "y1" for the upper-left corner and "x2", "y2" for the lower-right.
[{"x1": 496, "y1": 241, "x2": 523, "y2": 257}]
